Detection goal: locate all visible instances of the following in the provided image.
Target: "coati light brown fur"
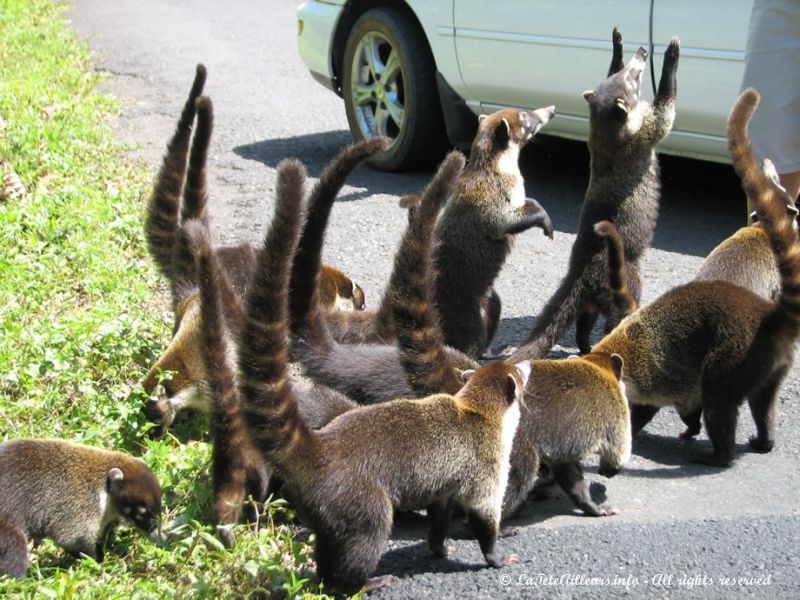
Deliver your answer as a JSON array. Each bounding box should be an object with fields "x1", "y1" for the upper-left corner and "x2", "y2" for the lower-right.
[
  {"x1": 592, "y1": 88, "x2": 800, "y2": 466},
  {"x1": 289, "y1": 151, "x2": 478, "y2": 404},
  {"x1": 233, "y1": 157, "x2": 529, "y2": 593},
  {"x1": 0, "y1": 439, "x2": 161, "y2": 579},
  {"x1": 513, "y1": 29, "x2": 680, "y2": 359},
  {"x1": 433, "y1": 107, "x2": 555, "y2": 359},
  {"x1": 141, "y1": 76, "x2": 376, "y2": 433},
  {"x1": 390, "y1": 189, "x2": 631, "y2": 519}
]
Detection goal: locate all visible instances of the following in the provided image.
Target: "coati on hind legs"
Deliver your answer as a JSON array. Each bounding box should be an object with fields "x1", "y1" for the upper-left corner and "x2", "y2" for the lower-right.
[
  {"x1": 593, "y1": 88, "x2": 800, "y2": 467},
  {"x1": 513, "y1": 29, "x2": 680, "y2": 360},
  {"x1": 225, "y1": 155, "x2": 529, "y2": 593}
]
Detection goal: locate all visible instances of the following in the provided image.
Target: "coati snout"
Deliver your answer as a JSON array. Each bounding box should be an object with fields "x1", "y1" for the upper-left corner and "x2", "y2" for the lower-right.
[{"x1": 478, "y1": 105, "x2": 555, "y2": 150}]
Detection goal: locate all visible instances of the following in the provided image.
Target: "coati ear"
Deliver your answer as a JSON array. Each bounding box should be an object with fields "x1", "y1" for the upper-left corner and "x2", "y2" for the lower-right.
[
  {"x1": 514, "y1": 360, "x2": 532, "y2": 390},
  {"x1": 494, "y1": 117, "x2": 511, "y2": 148},
  {"x1": 461, "y1": 369, "x2": 476, "y2": 383},
  {"x1": 106, "y1": 467, "x2": 124, "y2": 492},
  {"x1": 614, "y1": 98, "x2": 630, "y2": 115},
  {"x1": 748, "y1": 210, "x2": 759, "y2": 225},
  {"x1": 582, "y1": 90, "x2": 595, "y2": 102},
  {"x1": 609, "y1": 353, "x2": 624, "y2": 379}
]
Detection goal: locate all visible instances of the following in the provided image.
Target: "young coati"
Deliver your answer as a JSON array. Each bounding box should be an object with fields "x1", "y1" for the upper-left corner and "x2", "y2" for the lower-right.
[
  {"x1": 234, "y1": 155, "x2": 530, "y2": 593},
  {"x1": 141, "y1": 83, "x2": 377, "y2": 433},
  {"x1": 591, "y1": 88, "x2": 800, "y2": 466},
  {"x1": 289, "y1": 151, "x2": 478, "y2": 404},
  {"x1": 0, "y1": 439, "x2": 162, "y2": 578},
  {"x1": 433, "y1": 107, "x2": 556, "y2": 359},
  {"x1": 389, "y1": 188, "x2": 631, "y2": 519},
  {"x1": 513, "y1": 29, "x2": 680, "y2": 359}
]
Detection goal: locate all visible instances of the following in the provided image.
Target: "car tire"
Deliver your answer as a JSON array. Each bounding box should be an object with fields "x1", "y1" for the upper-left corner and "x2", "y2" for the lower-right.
[{"x1": 342, "y1": 7, "x2": 448, "y2": 171}]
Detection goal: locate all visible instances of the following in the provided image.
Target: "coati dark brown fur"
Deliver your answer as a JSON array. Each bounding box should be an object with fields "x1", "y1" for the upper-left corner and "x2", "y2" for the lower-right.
[
  {"x1": 234, "y1": 157, "x2": 529, "y2": 593},
  {"x1": 0, "y1": 439, "x2": 161, "y2": 578},
  {"x1": 141, "y1": 82, "x2": 376, "y2": 432},
  {"x1": 389, "y1": 187, "x2": 631, "y2": 520},
  {"x1": 513, "y1": 29, "x2": 680, "y2": 359},
  {"x1": 289, "y1": 151, "x2": 477, "y2": 404},
  {"x1": 594, "y1": 220, "x2": 639, "y2": 320},
  {"x1": 433, "y1": 107, "x2": 555, "y2": 359},
  {"x1": 592, "y1": 88, "x2": 800, "y2": 466}
]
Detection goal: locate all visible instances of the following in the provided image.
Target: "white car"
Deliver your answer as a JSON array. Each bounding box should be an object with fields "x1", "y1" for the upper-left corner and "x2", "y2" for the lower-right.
[{"x1": 297, "y1": 0, "x2": 753, "y2": 171}]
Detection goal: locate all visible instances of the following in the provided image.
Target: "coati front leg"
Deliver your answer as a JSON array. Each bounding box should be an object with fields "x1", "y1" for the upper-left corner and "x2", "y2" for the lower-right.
[
  {"x1": 747, "y1": 367, "x2": 786, "y2": 453},
  {"x1": 607, "y1": 27, "x2": 624, "y2": 76},
  {"x1": 631, "y1": 403, "x2": 661, "y2": 436},
  {"x1": 0, "y1": 517, "x2": 29, "y2": 579},
  {"x1": 655, "y1": 36, "x2": 680, "y2": 105},
  {"x1": 467, "y1": 507, "x2": 519, "y2": 567},
  {"x1": 678, "y1": 408, "x2": 703, "y2": 439},
  {"x1": 427, "y1": 496, "x2": 455, "y2": 557},
  {"x1": 506, "y1": 198, "x2": 554, "y2": 237},
  {"x1": 552, "y1": 462, "x2": 620, "y2": 517},
  {"x1": 576, "y1": 303, "x2": 600, "y2": 355}
]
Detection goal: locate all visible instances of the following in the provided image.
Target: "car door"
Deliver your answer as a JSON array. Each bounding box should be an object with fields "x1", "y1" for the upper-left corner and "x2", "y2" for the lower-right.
[
  {"x1": 453, "y1": 0, "x2": 650, "y2": 138},
  {"x1": 652, "y1": 0, "x2": 751, "y2": 161}
]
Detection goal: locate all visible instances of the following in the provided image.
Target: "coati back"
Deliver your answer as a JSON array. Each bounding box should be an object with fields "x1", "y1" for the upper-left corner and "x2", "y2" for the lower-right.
[
  {"x1": 289, "y1": 151, "x2": 477, "y2": 404},
  {"x1": 235, "y1": 154, "x2": 530, "y2": 593},
  {"x1": 513, "y1": 29, "x2": 680, "y2": 359},
  {"x1": 141, "y1": 85, "x2": 377, "y2": 432},
  {"x1": 592, "y1": 88, "x2": 800, "y2": 466},
  {"x1": 433, "y1": 107, "x2": 555, "y2": 359},
  {"x1": 0, "y1": 439, "x2": 161, "y2": 578},
  {"x1": 389, "y1": 189, "x2": 631, "y2": 520}
]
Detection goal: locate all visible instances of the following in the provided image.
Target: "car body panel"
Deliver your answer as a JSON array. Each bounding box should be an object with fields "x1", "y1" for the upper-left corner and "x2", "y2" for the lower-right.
[{"x1": 297, "y1": 0, "x2": 754, "y2": 164}]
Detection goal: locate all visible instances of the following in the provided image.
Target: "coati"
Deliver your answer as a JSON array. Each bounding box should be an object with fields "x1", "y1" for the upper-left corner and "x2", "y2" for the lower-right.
[
  {"x1": 233, "y1": 155, "x2": 529, "y2": 593},
  {"x1": 433, "y1": 107, "x2": 555, "y2": 359},
  {"x1": 0, "y1": 439, "x2": 162, "y2": 578},
  {"x1": 141, "y1": 79, "x2": 377, "y2": 432},
  {"x1": 390, "y1": 187, "x2": 631, "y2": 519},
  {"x1": 289, "y1": 151, "x2": 478, "y2": 404},
  {"x1": 591, "y1": 88, "x2": 800, "y2": 466},
  {"x1": 513, "y1": 29, "x2": 680, "y2": 359}
]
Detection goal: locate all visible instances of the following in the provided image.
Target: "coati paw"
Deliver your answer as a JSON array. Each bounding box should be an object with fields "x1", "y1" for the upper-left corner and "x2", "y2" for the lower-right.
[
  {"x1": 499, "y1": 526, "x2": 520, "y2": 538},
  {"x1": 596, "y1": 504, "x2": 621, "y2": 517},
  {"x1": 362, "y1": 575, "x2": 394, "y2": 593},
  {"x1": 430, "y1": 543, "x2": 454, "y2": 558},
  {"x1": 748, "y1": 436, "x2": 774, "y2": 453},
  {"x1": 664, "y1": 36, "x2": 680, "y2": 68},
  {"x1": 486, "y1": 552, "x2": 520, "y2": 568},
  {"x1": 678, "y1": 427, "x2": 700, "y2": 440}
]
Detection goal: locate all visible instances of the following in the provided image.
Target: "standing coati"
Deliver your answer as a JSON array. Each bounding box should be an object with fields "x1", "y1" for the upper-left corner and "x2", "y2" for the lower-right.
[
  {"x1": 433, "y1": 107, "x2": 555, "y2": 359},
  {"x1": 233, "y1": 153, "x2": 529, "y2": 593},
  {"x1": 592, "y1": 88, "x2": 800, "y2": 466},
  {"x1": 289, "y1": 151, "x2": 478, "y2": 404},
  {"x1": 513, "y1": 29, "x2": 680, "y2": 359},
  {"x1": 141, "y1": 79, "x2": 380, "y2": 432},
  {"x1": 0, "y1": 439, "x2": 162, "y2": 578},
  {"x1": 391, "y1": 187, "x2": 631, "y2": 520}
]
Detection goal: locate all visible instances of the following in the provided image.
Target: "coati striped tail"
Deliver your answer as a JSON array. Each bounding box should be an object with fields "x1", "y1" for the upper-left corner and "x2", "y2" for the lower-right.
[
  {"x1": 145, "y1": 64, "x2": 206, "y2": 280},
  {"x1": 185, "y1": 219, "x2": 255, "y2": 529},
  {"x1": 594, "y1": 221, "x2": 638, "y2": 317},
  {"x1": 171, "y1": 95, "x2": 214, "y2": 306},
  {"x1": 239, "y1": 159, "x2": 315, "y2": 460},
  {"x1": 728, "y1": 89, "x2": 764, "y2": 209},
  {"x1": 392, "y1": 152, "x2": 472, "y2": 396},
  {"x1": 289, "y1": 137, "x2": 388, "y2": 333}
]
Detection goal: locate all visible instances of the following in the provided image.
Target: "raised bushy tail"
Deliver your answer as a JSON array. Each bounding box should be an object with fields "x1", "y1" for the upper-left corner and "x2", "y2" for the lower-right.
[
  {"x1": 145, "y1": 64, "x2": 206, "y2": 280},
  {"x1": 288, "y1": 138, "x2": 389, "y2": 336},
  {"x1": 239, "y1": 159, "x2": 317, "y2": 465},
  {"x1": 594, "y1": 220, "x2": 638, "y2": 318},
  {"x1": 185, "y1": 218, "x2": 267, "y2": 543},
  {"x1": 730, "y1": 89, "x2": 800, "y2": 341},
  {"x1": 392, "y1": 152, "x2": 475, "y2": 396},
  {"x1": 170, "y1": 95, "x2": 213, "y2": 306}
]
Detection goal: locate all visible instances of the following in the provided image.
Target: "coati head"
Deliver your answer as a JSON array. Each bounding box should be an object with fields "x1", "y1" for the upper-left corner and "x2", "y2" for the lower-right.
[
  {"x1": 583, "y1": 44, "x2": 647, "y2": 142},
  {"x1": 459, "y1": 359, "x2": 531, "y2": 413},
  {"x1": 471, "y1": 107, "x2": 555, "y2": 169},
  {"x1": 106, "y1": 462, "x2": 163, "y2": 536},
  {"x1": 319, "y1": 263, "x2": 366, "y2": 311}
]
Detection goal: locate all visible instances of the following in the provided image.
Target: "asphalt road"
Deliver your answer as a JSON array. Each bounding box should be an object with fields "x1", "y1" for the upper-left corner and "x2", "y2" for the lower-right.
[{"x1": 69, "y1": 1, "x2": 800, "y2": 597}]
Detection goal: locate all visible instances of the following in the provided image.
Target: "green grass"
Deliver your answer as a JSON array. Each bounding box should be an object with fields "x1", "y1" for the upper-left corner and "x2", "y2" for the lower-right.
[{"x1": 0, "y1": 1, "x2": 329, "y2": 596}]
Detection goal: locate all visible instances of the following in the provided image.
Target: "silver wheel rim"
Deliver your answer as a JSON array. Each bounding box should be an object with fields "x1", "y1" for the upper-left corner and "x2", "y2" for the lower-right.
[{"x1": 349, "y1": 31, "x2": 405, "y2": 145}]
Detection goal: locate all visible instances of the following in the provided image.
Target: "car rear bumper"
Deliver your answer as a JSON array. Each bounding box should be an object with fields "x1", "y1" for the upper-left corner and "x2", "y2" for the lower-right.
[{"x1": 297, "y1": 0, "x2": 346, "y2": 93}]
